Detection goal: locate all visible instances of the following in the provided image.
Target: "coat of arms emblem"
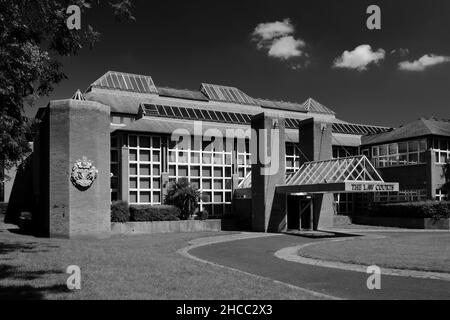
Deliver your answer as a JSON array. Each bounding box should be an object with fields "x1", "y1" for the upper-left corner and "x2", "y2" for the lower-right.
[{"x1": 70, "y1": 156, "x2": 98, "y2": 190}]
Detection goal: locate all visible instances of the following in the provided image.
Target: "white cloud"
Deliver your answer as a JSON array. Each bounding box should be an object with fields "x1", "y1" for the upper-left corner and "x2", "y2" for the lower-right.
[
  {"x1": 267, "y1": 36, "x2": 305, "y2": 60},
  {"x1": 398, "y1": 54, "x2": 450, "y2": 71},
  {"x1": 252, "y1": 18, "x2": 295, "y2": 41},
  {"x1": 252, "y1": 18, "x2": 307, "y2": 63},
  {"x1": 333, "y1": 45, "x2": 385, "y2": 71}
]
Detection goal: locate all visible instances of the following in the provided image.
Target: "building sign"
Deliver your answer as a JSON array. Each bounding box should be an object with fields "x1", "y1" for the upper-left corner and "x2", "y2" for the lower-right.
[{"x1": 345, "y1": 182, "x2": 399, "y2": 193}]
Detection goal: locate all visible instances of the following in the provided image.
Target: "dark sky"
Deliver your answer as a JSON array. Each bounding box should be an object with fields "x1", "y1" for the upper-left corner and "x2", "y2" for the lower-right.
[{"x1": 32, "y1": 0, "x2": 450, "y2": 127}]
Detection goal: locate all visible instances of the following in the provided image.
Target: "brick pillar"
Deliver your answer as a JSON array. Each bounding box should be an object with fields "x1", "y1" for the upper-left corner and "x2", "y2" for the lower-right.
[
  {"x1": 298, "y1": 118, "x2": 334, "y2": 230},
  {"x1": 47, "y1": 99, "x2": 110, "y2": 238},
  {"x1": 251, "y1": 113, "x2": 286, "y2": 232}
]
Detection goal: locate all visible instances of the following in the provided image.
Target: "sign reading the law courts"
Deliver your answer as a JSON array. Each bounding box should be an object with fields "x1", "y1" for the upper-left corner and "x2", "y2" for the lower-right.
[{"x1": 345, "y1": 182, "x2": 399, "y2": 193}]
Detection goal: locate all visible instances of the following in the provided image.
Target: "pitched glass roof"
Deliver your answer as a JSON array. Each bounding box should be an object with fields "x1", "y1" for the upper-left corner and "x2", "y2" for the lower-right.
[
  {"x1": 239, "y1": 156, "x2": 385, "y2": 189},
  {"x1": 285, "y1": 156, "x2": 383, "y2": 186},
  {"x1": 200, "y1": 83, "x2": 256, "y2": 105},
  {"x1": 90, "y1": 71, "x2": 158, "y2": 94},
  {"x1": 141, "y1": 103, "x2": 387, "y2": 135}
]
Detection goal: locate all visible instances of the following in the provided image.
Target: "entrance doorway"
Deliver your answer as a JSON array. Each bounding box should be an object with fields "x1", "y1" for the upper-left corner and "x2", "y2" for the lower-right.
[{"x1": 287, "y1": 194, "x2": 312, "y2": 230}]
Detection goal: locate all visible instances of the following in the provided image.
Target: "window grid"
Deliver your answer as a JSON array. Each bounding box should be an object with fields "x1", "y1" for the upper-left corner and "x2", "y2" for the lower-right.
[
  {"x1": 128, "y1": 135, "x2": 162, "y2": 205},
  {"x1": 374, "y1": 189, "x2": 427, "y2": 203},
  {"x1": 286, "y1": 142, "x2": 301, "y2": 173},
  {"x1": 432, "y1": 138, "x2": 450, "y2": 164},
  {"x1": 237, "y1": 139, "x2": 251, "y2": 183},
  {"x1": 111, "y1": 136, "x2": 120, "y2": 202},
  {"x1": 168, "y1": 138, "x2": 232, "y2": 217},
  {"x1": 371, "y1": 139, "x2": 427, "y2": 168},
  {"x1": 435, "y1": 189, "x2": 448, "y2": 201},
  {"x1": 334, "y1": 193, "x2": 354, "y2": 215}
]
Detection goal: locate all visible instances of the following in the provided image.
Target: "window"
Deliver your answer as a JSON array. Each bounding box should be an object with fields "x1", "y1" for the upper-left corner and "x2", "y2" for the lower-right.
[
  {"x1": 332, "y1": 146, "x2": 358, "y2": 159},
  {"x1": 371, "y1": 139, "x2": 427, "y2": 168},
  {"x1": 285, "y1": 142, "x2": 302, "y2": 173},
  {"x1": 128, "y1": 135, "x2": 162, "y2": 204},
  {"x1": 435, "y1": 189, "x2": 448, "y2": 201},
  {"x1": 111, "y1": 136, "x2": 121, "y2": 202},
  {"x1": 374, "y1": 190, "x2": 427, "y2": 203},
  {"x1": 334, "y1": 193, "x2": 354, "y2": 215},
  {"x1": 237, "y1": 139, "x2": 252, "y2": 183},
  {"x1": 168, "y1": 135, "x2": 232, "y2": 217},
  {"x1": 432, "y1": 138, "x2": 450, "y2": 164},
  {"x1": 110, "y1": 115, "x2": 135, "y2": 126}
]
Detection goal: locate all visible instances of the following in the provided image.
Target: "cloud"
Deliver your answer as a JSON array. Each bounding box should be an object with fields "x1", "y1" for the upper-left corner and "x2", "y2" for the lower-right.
[
  {"x1": 253, "y1": 18, "x2": 295, "y2": 41},
  {"x1": 267, "y1": 36, "x2": 305, "y2": 60},
  {"x1": 333, "y1": 45, "x2": 385, "y2": 71},
  {"x1": 252, "y1": 18, "x2": 307, "y2": 63},
  {"x1": 398, "y1": 54, "x2": 450, "y2": 71}
]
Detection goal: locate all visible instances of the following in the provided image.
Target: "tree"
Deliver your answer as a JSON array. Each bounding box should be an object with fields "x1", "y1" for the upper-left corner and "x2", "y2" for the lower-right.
[
  {"x1": 0, "y1": 0, "x2": 135, "y2": 171},
  {"x1": 164, "y1": 178, "x2": 203, "y2": 220}
]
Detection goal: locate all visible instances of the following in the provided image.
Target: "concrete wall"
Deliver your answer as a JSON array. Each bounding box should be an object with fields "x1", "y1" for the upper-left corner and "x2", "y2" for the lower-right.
[
  {"x1": 353, "y1": 216, "x2": 449, "y2": 230},
  {"x1": 251, "y1": 113, "x2": 286, "y2": 232},
  {"x1": 299, "y1": 118, "x2": 334, "y2": 230},
  {"x1": 111, "y1": 219, "x2": 222, "y2": 235}
]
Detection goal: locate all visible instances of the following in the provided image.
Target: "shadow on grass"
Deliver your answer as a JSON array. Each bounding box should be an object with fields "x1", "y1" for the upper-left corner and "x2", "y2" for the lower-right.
[
  {"x1": 0, "y1": 264, "x2": 69, "y2": 300},
  {"x1": 0, "y1": 284, "x2": 70, "y2": 300},
  {"x1": 0, "y1": 240, "x2": 68, "y2": 299},
  {"x1": 0, "y1": 241, "x2": 59, "y2": 256}
]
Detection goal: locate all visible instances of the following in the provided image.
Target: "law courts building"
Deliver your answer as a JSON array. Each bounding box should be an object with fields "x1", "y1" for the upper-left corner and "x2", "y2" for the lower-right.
[{"x1": 2, "y1": 71, "x2": 450, "y2": 237}]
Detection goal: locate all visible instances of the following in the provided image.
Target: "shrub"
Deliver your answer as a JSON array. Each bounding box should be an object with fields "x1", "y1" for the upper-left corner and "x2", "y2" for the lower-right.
[
  {"x1": 195, "y1": 210, "x2": 209, "y2": 221},
  {"x1": 0, "y1": 202, "x2": 8, "y2": 216},
  {"x1": 111, "y1": 201, "x2": 130, "y2": 222},
  {"x1": 129, "y1": 205, "x2": 181, "y2": 222},
  {"x1": 369, "y1": 201, "x2": 450, "y2": 220},
  {"x1": 164, "y1": 178, "x2": 202, "y2": 219}
]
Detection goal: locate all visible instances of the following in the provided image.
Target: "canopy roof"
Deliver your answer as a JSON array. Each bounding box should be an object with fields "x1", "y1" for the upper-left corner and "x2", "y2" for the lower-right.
[{"x1": 239, "y1": 156, "x2": 399, "y2": 194}]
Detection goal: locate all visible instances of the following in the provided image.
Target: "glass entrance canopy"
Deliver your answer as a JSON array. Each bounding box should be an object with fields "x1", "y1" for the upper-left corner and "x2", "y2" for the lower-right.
[{"x1": 238, "y1": 156, "x2": 399, "y2": 194}]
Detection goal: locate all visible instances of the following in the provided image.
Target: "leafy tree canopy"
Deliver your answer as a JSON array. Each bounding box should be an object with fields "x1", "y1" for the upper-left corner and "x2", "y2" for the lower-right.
[{"x1": 0, "y1": 0, "x2": 134, "y2": 171}]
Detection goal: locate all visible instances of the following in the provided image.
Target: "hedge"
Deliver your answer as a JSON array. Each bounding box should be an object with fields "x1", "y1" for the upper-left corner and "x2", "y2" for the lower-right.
[
  {"x1": 111, "y1": 201, "x2": 130, "y2": 222},
  {"x1": 129, "y1": 204, "x2": 181, "y2": 222},
  {"x1": 0, "y1": 202, "x2": 8, "y2": 216},
  {"x1": 369, "y1": 201, "x2": 450, "y2": 219}
]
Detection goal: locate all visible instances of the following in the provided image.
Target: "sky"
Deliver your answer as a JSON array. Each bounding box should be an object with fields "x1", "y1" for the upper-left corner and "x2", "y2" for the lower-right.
[{"x1": 32, "y1": 0, "x2": 450, "y2": 127}]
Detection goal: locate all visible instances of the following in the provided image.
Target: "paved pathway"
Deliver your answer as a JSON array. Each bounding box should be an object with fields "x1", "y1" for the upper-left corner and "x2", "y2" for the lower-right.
[{"x1": 189, "y1": 233, "x2": 450, "y2": 300}]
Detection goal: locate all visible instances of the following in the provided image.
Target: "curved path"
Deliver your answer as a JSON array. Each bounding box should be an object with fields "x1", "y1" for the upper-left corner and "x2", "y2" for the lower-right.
[{"x1": 188, "y1": 232, "x2": 450, "y2": 300}]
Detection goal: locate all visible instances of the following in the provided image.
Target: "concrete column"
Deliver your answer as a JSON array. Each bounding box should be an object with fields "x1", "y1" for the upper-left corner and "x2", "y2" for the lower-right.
[
  {"x1": 251, "y1": 113, "x2": 286, "y2": 232},
  {"x1": 47, "y1": 99, "x2": 111, "y2": 238},
  {"x1": 298, "y1": 118, "x2": 334, "y2": 230}
]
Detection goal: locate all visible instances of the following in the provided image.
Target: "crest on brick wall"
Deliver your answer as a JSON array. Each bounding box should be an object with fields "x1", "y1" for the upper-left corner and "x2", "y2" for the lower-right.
[{"x1": 70, "y1": 156, "x2": 98, "y2": 191}]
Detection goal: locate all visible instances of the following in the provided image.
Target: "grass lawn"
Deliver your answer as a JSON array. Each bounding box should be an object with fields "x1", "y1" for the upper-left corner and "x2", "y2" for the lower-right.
[
  {"x1": 0, "y1": 218, "x2": 322, "y2": 300},
  {"x1": 298, "y1": 232, "x2": 450, "y2": 273}
]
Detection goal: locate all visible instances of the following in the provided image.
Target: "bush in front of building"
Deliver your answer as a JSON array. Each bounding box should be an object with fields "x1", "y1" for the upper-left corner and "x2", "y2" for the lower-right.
[
  {"x1": 129, "y1": 204, "x2": 181, "y2": 222},
  {"x1": 195, "y1": 210, "x2": 209, "y2": 221},
  {"x1": 111, "y1": 201, "x2": 130, "y2": 222},
  {"x1": 164, "y1": 178, "x2": 202, "y2": 220},
  {"x1": 0, "y1": 202, "x2": 8, "y2": 216},
  {"x1": 369, "y1": 201, "x2": 450, "y2": 220}
]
